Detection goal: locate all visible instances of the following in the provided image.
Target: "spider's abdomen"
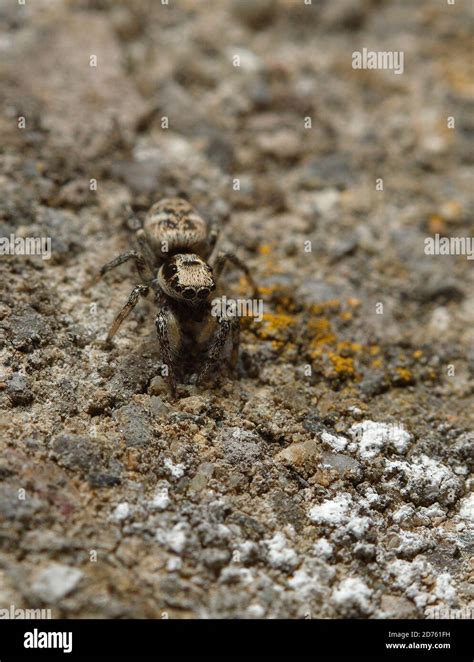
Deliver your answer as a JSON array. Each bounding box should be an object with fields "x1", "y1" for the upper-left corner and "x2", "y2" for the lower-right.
[{"x1": 144, "y1": 198, "x2": 208, "y2": 258}]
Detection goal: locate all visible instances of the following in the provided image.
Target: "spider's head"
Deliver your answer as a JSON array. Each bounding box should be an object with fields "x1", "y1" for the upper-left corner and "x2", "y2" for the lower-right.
[{"x1": 158, "y1": 253, "x2": 216, "y2": 305}]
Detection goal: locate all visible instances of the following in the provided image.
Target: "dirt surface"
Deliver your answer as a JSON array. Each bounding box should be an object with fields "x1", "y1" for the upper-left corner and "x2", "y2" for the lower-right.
[{"x1": 0, "y1": 0, "x2": 472, "y2": 619}]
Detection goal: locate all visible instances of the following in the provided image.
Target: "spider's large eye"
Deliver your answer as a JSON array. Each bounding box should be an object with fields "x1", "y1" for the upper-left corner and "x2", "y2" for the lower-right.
[
  {"x1": 197, "y1": 288, "x2": 210, "y2": 299},
  {"x1": 163, "y1": 262, "x2": 178, "y2": 280},
  {"x1": 183, "y1": 288, "x2": 196, "y2": 299}
]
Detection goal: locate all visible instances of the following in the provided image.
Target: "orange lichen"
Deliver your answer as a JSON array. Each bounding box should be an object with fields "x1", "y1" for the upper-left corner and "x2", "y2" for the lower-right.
[
  {"x1": 428, "y1": 215, "x2": 445, "y2": 235},
  {"x1": 257, "y1": 312, "x2": 294, "y2": 341},
  {"x1": 347, "y1": 298, "x2": 361, "y2": 308},
  {"x1": 307, "y1": 318, "x2": 336, "y2": 347},
  {"x1": 328, "y1": 353, "x2": 355, "y2": 376}
]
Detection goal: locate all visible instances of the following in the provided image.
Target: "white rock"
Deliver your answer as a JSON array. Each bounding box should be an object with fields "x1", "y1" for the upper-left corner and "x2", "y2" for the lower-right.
[
  {"x1": 246, "y1": 603, "x2": 265, "y2": 618},
  {"x1": 31, "y1": 564, "x2": 84, "y2": 602},
  {"x1": 113, "y1": 502, "x2": 130, "y2": 521},
  {"x1": 458, "y1": 493, "x2": 474, "y2": 524},
  {"x1": 149, "y1": 483, "x2": 170, "y2": 510},
  {"x1": 166, "y1": 556, "x2": 182, "y2": 572}
]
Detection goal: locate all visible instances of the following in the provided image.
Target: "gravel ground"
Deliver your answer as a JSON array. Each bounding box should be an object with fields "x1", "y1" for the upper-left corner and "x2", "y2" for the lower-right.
[{"x1": 0, "y1": 0, "x2": 472, "y2": 620}]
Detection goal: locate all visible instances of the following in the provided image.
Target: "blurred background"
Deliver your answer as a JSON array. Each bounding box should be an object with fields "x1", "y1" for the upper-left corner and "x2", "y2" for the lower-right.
[
  {"x1": 0, "y1": 0, "x2": 472, "y2": 344},
  {"x1": 0, "y1": 0, "x2": 472, "y2": 621}
]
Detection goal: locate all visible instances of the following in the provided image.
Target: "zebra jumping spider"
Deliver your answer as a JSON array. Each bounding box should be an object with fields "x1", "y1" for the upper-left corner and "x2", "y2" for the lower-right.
[{"x1": 94, "y1": 198, "x2": 258, "y2": 397}]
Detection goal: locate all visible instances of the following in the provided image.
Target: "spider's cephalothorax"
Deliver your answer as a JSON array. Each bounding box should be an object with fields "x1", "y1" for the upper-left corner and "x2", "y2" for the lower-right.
[
  {"x1": 158, "y1": 253, "x2": 216, "y2": 305},
  {"x1": 93, "y1": 197, "x2": 258, "y2": 397}
]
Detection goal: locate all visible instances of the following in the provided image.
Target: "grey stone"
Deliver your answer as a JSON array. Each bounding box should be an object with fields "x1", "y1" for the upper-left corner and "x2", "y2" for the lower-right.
[
  {"x1": 6, "y1": 372, "x2": 33, "y2": 406},
  {"x1": 9, "y1": 306, "x2": 52, "y2": 352},
  {"x1": 113, "y1": 403, "x2": 152, "y2": 448}
]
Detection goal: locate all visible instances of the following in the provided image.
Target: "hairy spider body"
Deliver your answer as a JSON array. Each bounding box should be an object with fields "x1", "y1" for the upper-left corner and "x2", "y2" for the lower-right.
[
  {"x1": 143, "y1": 198, "x2": 211, "y2": 259},
  {"x1": 94, "y1": 198, "x2": 257, "y2": 397}
]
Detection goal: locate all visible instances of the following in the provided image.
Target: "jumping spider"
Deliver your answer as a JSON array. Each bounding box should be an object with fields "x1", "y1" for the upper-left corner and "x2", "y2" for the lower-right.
[{"x1": 93, "y1": 198, "x2": 258, "y2": 397}]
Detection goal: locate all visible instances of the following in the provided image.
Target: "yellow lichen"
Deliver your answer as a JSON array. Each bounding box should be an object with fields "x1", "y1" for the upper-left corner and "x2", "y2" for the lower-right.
[
  {"x1": 336, "y1": 341, "x2": 362, "y2": 354},
  {"x1": 307, "y1": 318, "x2": 336, "y2": 347},
  {"x1": 395, "y1": 367, "x2": 413, "y2": 382},
  {"x1": 309, "y1": 300, "x2": 341, "y2": 315}
]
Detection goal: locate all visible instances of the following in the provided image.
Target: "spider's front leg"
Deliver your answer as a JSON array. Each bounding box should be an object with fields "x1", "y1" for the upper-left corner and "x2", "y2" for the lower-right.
[
  {"x1": 99, "y1": 250, "x2": 153, "y2": 284},
  {"x1": 155, "y1": 306, "x2": 181, "y2": 398},
  {"x1": 106, "y1": 284, "x2": 149, "y2": 343},
  {"x1": 211, "y1": 251, "x2": 259, "y2": 298},
  {"x1": 197, "y1": 315, "x2": 240, "y2": 387}
]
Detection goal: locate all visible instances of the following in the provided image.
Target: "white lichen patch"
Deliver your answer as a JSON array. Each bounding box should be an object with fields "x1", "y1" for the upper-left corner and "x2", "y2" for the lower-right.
[
  {"x1": 321, "y1": 431, "x2": 348, "y2": 452},
  {"x1": 392, "y1": 504, "x2": 416, "y2": 525},
  {"x1": 264, "y1": 532, "x2": 299, "y2": 570},
  {"x1": 388, "y1": 558, "x2": 433, "y2": 608},
  {"x1": 313, "y1": 538, "x2": 333, "y2": 559},
  {"x1": 389, "y1": 529, "x2": 431, "y2": 557},
  {"x1": 434, "y1": 572, "x2": 457, "y2": 605},
  {"x1": 155, "y1": 522, "x2": 188, "y2": 553},
  {"x1": 347, "y1": 516, "x2": 371, "y2": 539},
  {"x1": 385, "y1": 455, "x2": 462, "y2": 505},
  {"x1": 163, "y1": 458, "x2": 185, "y2": 479},
  {"x1": 391, "y1": 503, "x2": 445, "y2": 527},
  {"x1": 288, "y1": 560, "x2": 336, "y2": 599},
  {"x1": 308, "y1": 493, "x2": 353, "y2": 526},
  {"x1": 331, "y1": 577, "x2": 373, "y2": 615},
  {"x1": 350, "y1": 420, "x2": 412, "y2": 459}
]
